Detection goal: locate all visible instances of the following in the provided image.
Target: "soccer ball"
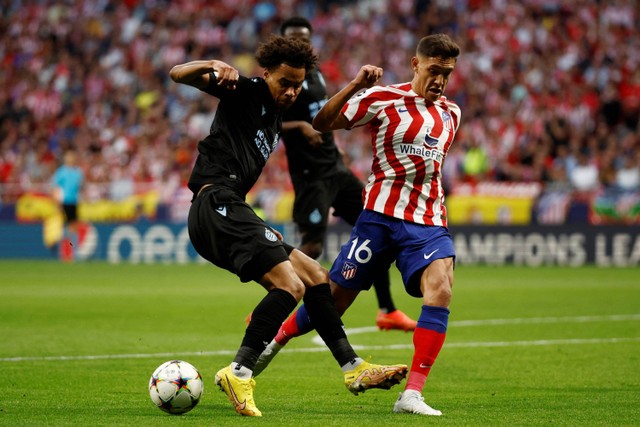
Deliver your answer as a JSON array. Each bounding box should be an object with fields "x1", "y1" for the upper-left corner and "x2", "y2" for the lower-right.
[{"x1": 149, "y1": 360, "x2": 204, "y2": 415}]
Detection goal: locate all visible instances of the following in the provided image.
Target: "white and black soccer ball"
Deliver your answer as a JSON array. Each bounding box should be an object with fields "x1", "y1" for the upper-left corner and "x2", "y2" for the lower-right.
[{"x1": 149, "y1": 360, "x2": 203, "y2": 415}]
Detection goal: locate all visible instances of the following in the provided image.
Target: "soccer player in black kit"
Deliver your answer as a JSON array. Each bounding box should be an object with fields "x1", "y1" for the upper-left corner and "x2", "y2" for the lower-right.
[
  {"x1": 170, "y1": 35, "x2": 407, "y2": 417},
  {"x1": 278, "y1": 17, "x2": 417, "y2": 332}
]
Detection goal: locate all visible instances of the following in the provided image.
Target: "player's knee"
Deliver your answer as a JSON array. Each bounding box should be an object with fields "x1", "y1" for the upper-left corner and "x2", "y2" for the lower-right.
[
  {"x1": 285, "y1": 282, "x2": 306, "y2": 300},
  {"x1": 260, "y1": 262, "x2": 306, "y2": 300},
  {"x1": 291, "y1": 250, "x2": 330, "y2": 286},
  {"x1": 307, "y1": 259, "x2": 330, "y2": 285},
  {"x1": 303, "y1": 256, "x2": 330, "y2": 285},
  {"x1": 262, "y1": 281, "x2": 306, "y2": 301},
  {"x1": 274, "y1": 278, "x2": 305, "y2": 301},
  {"x1": 435, "y1": 277, "x2": 452, "y2": 301},
  {"x1": 422, "y1": 266, "x2": 453, "y2": 306}
]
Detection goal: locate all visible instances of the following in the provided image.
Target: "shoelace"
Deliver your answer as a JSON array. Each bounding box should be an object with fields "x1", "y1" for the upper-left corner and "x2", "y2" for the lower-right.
[{"x1": 243, "y1": 378, "x2": 256, "y2": 394}]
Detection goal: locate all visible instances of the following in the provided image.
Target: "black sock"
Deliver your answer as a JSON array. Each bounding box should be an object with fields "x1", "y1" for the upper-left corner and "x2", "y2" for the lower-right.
[
  {"x1": 373, "y1": 271, "x2": 396, "y2": 313},
  {"x1": 234, "y1": 288, "x2": 297, "y2": 370},
  {"x1": 303, "y1": 283, "x2": 357, "y2": 366}
]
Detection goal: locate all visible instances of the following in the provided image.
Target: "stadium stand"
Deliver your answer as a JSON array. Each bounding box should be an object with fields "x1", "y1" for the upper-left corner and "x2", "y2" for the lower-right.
[{"x1": 1, "y1": 0, "x2": 638, "y2": 225}]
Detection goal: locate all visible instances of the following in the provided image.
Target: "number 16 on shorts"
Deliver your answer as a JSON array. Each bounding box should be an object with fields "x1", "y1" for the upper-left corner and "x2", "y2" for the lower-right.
[{"x1": 340, "y1": 238, "x2": 372, "y2": 281}]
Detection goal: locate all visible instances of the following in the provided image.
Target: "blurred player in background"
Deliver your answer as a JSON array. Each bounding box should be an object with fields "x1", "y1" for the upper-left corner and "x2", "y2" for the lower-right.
[
  {"x1": 279, "y1": 16, "x2": 416, "y2": 332},
  {"x1": 170, "y1": 35, "x2": 407, "y2": 417},
  {"x1": 256, "y1": 34, "x2": 462, "y2": 417},
  {"x1": 51, "y1": 149, "x2": 84, "y2": 261}
]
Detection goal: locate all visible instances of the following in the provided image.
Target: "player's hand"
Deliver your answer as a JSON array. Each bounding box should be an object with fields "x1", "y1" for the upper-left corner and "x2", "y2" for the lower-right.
[
  {"x1": 301, "y1": 122, "x2": 324, "y2": 147},
  {"x1": 211, "y1": 61, "x2": 239, "y2": 90},
  {"x1": 353, "y1": 65, "x2": 383, "y2": 90}
]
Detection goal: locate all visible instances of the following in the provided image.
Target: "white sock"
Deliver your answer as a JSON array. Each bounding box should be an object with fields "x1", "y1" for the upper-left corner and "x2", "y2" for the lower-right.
[
  {"x1": 263, "y1": 340, "x2": 283, "y2": 355},
  {"x1": 341, "y1": 357, "x2": 365, "y2": 372},
  {"x1": 230, "y1": 362, "x2": 253, "y2": 379}
]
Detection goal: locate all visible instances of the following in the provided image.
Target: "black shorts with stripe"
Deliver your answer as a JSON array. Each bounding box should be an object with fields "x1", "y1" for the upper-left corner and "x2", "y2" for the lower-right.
[
  {"x1": 291, "y1": 169, "x2": 364, "y2": 245},
  {"x1": 188, "y1": 185, "x2": 293, "y2": 283}
]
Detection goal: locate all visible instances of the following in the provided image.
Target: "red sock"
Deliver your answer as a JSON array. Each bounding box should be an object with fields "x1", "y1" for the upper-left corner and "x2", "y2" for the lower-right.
[
  {"x1": 405, "y1": 306, "x2": 449, "y2": 392},
  {"x1": 274, "y1": 304, "x2": 313, "y2": 345},
  {"x1": 275, "y1": 311, "x2": 300, "y2": 345}
]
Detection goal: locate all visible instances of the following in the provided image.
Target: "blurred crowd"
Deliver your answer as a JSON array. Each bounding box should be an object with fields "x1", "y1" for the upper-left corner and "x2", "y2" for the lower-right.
[{"x1": 0, "y1": 0, "x2": 639, "y2": 221}]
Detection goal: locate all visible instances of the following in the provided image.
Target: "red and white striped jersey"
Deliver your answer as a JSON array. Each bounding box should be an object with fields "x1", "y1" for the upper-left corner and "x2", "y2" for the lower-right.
[{"x1": 342, "y1": 82, "x2": 461, "y2": 226}]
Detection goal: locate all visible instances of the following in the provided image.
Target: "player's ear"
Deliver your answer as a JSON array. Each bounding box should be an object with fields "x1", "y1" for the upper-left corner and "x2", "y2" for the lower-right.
[
  {"x1": 411, "y1": 56, "x2": 419, "y2": 72},
  {"x1": 263, "y1": 69, "x2": 270, "y2": 80}
]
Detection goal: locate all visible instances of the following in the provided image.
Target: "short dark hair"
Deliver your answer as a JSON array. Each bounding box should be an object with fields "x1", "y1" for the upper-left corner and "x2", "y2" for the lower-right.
[
  {"x1": 255, "y1": 34, "x2": 317, "y2": 72},
  {"x1": 417, "y1": 34, "x2": 460, "y2": 59},
  {"x1": 280, "y1": 16, "x2": 313, "y2": 35}
]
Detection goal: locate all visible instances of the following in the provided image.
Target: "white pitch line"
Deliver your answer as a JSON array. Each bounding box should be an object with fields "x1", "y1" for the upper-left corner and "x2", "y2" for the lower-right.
[
  {"x1": 335, "y1": 313, "x2": 640, "y2": 339},
  {"x1": 2, "y1": 337, "x2": 639, "y2": 363},
  {"x1": 2, "y1": 314, "x2": 639, "y2": 363}
]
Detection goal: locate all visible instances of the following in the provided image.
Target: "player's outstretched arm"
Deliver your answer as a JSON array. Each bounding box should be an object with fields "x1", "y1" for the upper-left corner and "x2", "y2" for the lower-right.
[
  {"x1": 169, "y1": 60, "x2": 239, "y2": 90},
  {"x1": 282, "y1": 121, "x2": 324, "y2": 146},
  {"x1": 312, "y1": 65, "x2": 383, "y2": 132}
]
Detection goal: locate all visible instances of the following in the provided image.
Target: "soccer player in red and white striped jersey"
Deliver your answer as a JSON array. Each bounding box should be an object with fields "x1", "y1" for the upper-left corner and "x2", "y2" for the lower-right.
[
  {"x1": 313, "y1": 33, "x2": 461, "y2": 416},
  {"x1": 344, "y1": 80, "x2": 460, "y2": 226},
  {"x1": 255, "y1": 34, "x2": 461, "y2": 416}
]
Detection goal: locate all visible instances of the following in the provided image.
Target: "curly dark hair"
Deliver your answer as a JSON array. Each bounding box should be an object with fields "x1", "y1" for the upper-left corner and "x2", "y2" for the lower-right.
[{"x1": 255, "y1": 35, "x2": 317, "y2": 73}]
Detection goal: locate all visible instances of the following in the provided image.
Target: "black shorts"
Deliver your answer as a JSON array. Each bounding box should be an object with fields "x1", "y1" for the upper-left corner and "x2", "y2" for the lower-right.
[
  {"x1": 291, "y1": 169, "x2": 364, "y2": 244},
  {"x1": 188, "y1": 186, "x2": 293, "y2": 283},
  {"x1": 62, "y1": 204, "x2": 78, "y2": 223}
]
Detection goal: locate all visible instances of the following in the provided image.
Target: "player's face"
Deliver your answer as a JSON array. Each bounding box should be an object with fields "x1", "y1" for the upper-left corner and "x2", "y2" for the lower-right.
[
  {"x1": 283, "y1": 26, "x2": 311, "y2": 42},
  {"x1": 411, "y1": 55, "x2": 456, "y2": 103},
  {"x1": 264, "y1": 64, "x2": 306, "y2": 110}
]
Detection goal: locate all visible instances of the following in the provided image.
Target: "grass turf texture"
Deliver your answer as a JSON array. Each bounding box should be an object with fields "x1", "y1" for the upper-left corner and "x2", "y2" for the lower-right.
[{"x1": 0, "y1": 261, "x2": 638, "y2": 426}]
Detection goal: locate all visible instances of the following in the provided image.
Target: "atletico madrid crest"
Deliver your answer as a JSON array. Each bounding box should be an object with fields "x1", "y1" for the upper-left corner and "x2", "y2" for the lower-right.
[
  {"x1": 341, "y1": 262, "x2": 357, "y2": 280},
  {"x1": 441, "y1": 110, "x2": 454, "y2": 132}
]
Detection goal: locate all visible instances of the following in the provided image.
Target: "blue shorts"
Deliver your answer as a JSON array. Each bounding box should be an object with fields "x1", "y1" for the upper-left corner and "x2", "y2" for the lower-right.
[{"x1": 329, "y1": 209, "x2": 455, "y2": 298}]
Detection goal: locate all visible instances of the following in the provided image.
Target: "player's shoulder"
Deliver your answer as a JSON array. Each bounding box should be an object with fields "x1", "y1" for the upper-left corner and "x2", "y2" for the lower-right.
[
  {"x1": 389, "y1": 82, "x2": 414, "y2": 93},
  {"x1": 247, "y1": 75, "x2": 262, "y2": 83},
  {"x1": 377, "y1": 82, "x2": 413, "y2": 95},
  {"x1": 232, "y1": 76, "x2": 268, "y2": 101},
  {"x1": 220, "y1": 75, "x2": 263, "y2": 92},
  {"x1": 243, "y1": 75, "x2": 264, "y2": 87},
  {"x1": 437, "y1": 96, "x2": 461, "y2": 115},
  {"x1": 204, "y1": 74, "x2": 259, "y2": 98},
  {"x1": 359, "y1": 82, "x2": 411, "y2": 102}
]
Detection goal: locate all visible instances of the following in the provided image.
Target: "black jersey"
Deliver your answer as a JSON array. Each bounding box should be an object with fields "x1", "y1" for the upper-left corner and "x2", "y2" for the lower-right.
[
  {"x1": 188, "y1": 74, "x2": 282, "y2": 198},
  {"x1": 281, "y1": 68, "x2": 346, "y2": 179}
]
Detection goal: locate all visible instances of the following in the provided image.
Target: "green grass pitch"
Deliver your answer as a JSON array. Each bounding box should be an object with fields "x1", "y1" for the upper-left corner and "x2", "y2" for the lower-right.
[{"x1": 0, "y1": 261, "x2": 638, "y2": 426}]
